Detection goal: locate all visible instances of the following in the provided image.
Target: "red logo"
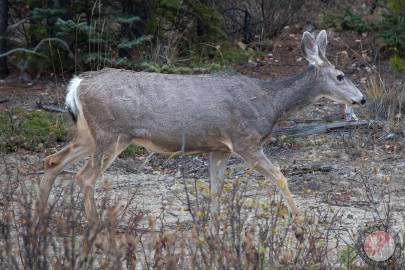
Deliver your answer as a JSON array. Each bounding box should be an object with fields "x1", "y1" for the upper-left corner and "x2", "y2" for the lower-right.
[{"x1": 363, "y1": 231, "x2": 395, "y2": 262}]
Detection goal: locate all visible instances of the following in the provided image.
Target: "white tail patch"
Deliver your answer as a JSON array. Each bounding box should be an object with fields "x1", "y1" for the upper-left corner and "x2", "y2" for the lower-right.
[{"x1": 66, "y1": 77, "x2": 83, "y2": 117}]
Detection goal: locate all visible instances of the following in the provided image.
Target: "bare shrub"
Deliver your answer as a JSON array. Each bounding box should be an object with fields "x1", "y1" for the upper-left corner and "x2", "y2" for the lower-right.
[
  {"x1": 364, "y1": 71, "x2": 405, "y2": 122},
  {"x1": 151, "y1": 30, "x2": 184, "y2": 66},
  {"x1": 1, "y1": 151, "x2": 402, "y2": 268},
  {"x1": 0, "y1": 153, "x2": 345, "y2": 269},
  {"x1": 180, "y1": 173, "x2": 341, "y2": 268},
  {"x1": 219, "y1": 0, "x2": 304, "y2": 43}
]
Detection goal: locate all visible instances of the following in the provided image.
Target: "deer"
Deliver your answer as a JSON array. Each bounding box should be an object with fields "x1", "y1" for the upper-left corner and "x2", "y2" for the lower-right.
[{"x1": 36, "y1": 30, "x2": 365, "y2": 240}]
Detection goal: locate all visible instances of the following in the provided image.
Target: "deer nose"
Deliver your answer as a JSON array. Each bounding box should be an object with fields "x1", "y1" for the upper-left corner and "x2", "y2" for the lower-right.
[{"x1": 351, "y1": 97, "x2": 366, "y2": 105}]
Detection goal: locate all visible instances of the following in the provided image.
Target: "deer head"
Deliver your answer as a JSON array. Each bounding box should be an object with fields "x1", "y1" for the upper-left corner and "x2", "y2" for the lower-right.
[{"x1": 301, "y1": 30, "x2": 366, "y2": 105}]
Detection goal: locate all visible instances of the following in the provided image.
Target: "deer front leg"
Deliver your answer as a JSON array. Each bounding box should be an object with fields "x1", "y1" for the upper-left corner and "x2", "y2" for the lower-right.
[
  {"x1": 209, "y1": 151, "x2": 231, "y2": 216},
  {"x1": 76, "y1": 136, "x2": 132, "y2": 224},
  {"x1": 75, "y1": 160, "x2": 100, "y2": 224},
  {"x1": 237, "y1": 148, "x2": 304, "y2": 241}
]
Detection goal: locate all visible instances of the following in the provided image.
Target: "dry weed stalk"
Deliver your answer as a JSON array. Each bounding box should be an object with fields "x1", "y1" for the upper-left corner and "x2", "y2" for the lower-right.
[{"x1": 365, "y1": 71, "x2": 405, "y2": 122}]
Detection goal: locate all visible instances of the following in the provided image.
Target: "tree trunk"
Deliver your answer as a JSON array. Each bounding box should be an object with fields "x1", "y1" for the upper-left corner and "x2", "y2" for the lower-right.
[
  {"x1": 195, "y1": 0, "x2": 213, "y2": 37},
  {"x1": 119, "y1": 0, "x2": 133, "y2": 57},
  {"x1": 0, "y1": 0, "x2": 9, "y2": 78},
  {"x1": 134, "y1": 0, "x2": 151, "y2": 36}
]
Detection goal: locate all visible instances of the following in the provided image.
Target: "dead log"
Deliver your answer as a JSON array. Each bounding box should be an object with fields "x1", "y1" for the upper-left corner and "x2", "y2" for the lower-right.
[
  {"x1": 283, "y1": 164, "x2": 335, "y2": 176},
  {"x1": 36, "y1": 101, "x2": 66, "y2": 113},
  {"x1": 272, "y1": 120, "x2": 373, "y2": 138}
]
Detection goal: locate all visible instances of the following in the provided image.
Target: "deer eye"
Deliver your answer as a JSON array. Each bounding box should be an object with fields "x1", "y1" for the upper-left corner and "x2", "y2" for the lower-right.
[{"x1": 337, "y1": 74, "x2": 344, "y2": 81}]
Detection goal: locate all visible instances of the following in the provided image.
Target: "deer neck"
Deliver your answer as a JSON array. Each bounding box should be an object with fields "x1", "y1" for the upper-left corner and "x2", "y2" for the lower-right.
[{"x1": 261, "y1": 65, "x2": 319, "y2": 123}]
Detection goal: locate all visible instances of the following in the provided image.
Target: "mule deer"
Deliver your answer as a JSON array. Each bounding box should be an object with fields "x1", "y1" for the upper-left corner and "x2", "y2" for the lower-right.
[{"x1": 37, "y1": 30, "x2": 365, "y2": 239}]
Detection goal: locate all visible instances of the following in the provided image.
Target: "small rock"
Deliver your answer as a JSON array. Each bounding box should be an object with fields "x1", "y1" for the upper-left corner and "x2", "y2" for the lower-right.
[
  {"x1": 379, "y1": 133, "x2": 395, "y2": 141},
  {"x1": 237, "y1": 41, "x2": 246, "y2": 50},
  {"x1": 248, "y1": 59, "x2": 257, "y2": 67}
]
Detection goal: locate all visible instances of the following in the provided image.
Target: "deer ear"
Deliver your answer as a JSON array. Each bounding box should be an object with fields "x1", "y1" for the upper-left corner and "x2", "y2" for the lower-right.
[
  {"x1": 301, "y1": 31, "x2": 321, "y2": 64},
  {"x1": 316, "y1": 30, "x2": 328, "y2": 58}
]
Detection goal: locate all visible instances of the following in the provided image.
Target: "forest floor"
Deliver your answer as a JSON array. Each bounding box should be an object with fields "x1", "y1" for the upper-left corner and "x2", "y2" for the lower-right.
[{"x1": 1, "y1": 25, "x2": 405, "y2": 267}]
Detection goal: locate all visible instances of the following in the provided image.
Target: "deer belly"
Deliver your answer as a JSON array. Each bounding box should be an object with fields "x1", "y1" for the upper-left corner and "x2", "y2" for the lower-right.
[
  {"x1": 132, "y1": 138, "x2": 231, "y2": 154},
  {"x1": 132, "y1": 138, "x2": 178, "y2": 154}
]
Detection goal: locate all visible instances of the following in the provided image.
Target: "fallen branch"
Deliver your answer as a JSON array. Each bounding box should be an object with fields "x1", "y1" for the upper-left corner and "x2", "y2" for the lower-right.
[
  {"x1": 6, "y1": 18, "x2": 29, "y2": 34},
  {"x1": 37, "y1": 101, "x2": 66, "y2": 113},
  {"x1": 29, "y1": 169, "x2": 76, "y2": 175},
  {"x1": 272, "y1": 120, "x2": 374, "y2": 137},
  {"x1": 0, "y1": 48, "x2": 44, "y2": 58},
  {"x1": 0, "y1": 38, "x2": 74, "y2": 59},
  {"x1": 283, "y1": 164, "x2": 335, "y2": 176}
]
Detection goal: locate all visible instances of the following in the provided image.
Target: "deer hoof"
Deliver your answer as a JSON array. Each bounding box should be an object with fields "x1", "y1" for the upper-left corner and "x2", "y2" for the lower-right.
[
  {"x1": 292, "y1": 215, "x2": 305, "y2": 242},
  {"x1": 293, "y1": 225, "x2": 305, "y2": 242}
]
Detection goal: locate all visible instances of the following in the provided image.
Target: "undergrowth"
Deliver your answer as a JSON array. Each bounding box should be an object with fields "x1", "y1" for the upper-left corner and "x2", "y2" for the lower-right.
[
  {"x1": 0, "y1": 109, "x2": 68, "y2": 152},
  {"x1": 0, "y1": 151, "x2": 401, "y2": 268},
  {"x1": 0, "y1": 154, "x2": 336, "y2": 269},
  {"x1": 364, "y1": 71, "x2": 405, "y2": 122}
]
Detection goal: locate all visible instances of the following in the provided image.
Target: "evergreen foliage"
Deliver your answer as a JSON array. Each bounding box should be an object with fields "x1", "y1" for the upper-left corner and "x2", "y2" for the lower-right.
[
  {"x1": 4, "y1": 0, "x2": 403, "y2": 75},
  {"x1": 322, "y1": 0, "x2": 405, "y2": 74},
  {"x1": 7, "y1": 0, "x2": 228, "y2": 74},
  {"x1": 380, "y1": 0, "x2": 405, "y2": 52}
]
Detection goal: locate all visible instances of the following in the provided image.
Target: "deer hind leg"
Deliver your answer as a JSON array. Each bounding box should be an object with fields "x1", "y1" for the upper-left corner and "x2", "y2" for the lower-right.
[
  {"x1": 209, "y1": 151, "x2": 231, "y2": 216},
  {"x1": 236, "y1": 148, "x2": 304, "y2": 240},
  {"x1": 75, "y1": 135, "x2": 131, "y2": 224},
  {"x1": 44, "y1": 143, "x2": 74, "y2": 170},
  {"x1": 38, "y1": 141, "x2": 91, "y2": 215}
]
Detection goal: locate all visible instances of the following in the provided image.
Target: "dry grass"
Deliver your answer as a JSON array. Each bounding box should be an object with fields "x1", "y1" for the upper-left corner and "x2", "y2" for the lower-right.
[{"x1": 364, "y1": 71, "x2": 405, "y2": 123}]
